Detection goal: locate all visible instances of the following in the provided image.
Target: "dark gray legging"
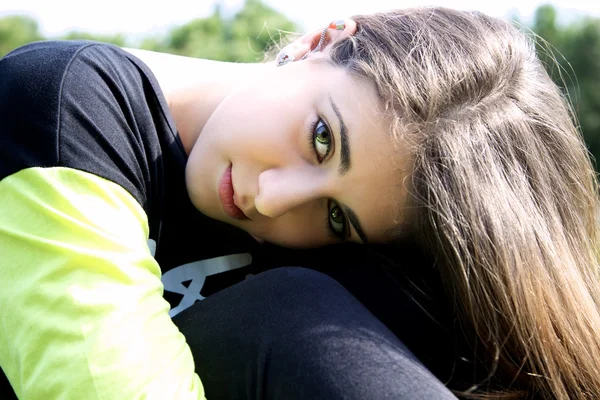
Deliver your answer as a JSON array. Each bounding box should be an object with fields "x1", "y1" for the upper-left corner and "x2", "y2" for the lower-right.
[{"x1": 173, "y1": 267, "x2": 457, "y2": 399}]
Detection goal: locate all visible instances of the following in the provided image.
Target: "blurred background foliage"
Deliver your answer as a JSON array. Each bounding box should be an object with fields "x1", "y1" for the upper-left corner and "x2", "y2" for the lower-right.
[
  {"x1": 0, "y1": 0, "x2": 296, "y2": 61},
  {"x1": 2, "y1": 0, "x2": 600, "y2": 168}
]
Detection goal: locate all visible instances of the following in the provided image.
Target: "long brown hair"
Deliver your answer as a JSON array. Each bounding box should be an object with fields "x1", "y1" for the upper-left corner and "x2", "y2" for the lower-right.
[{"x1": 327, "y1": 8, "x2": 600, "y2": 399}]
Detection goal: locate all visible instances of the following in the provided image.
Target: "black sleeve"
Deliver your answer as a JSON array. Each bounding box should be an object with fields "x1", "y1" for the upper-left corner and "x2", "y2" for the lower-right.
[{"x1": 0, "y1": 40, "x2": 180, "y2": 233}]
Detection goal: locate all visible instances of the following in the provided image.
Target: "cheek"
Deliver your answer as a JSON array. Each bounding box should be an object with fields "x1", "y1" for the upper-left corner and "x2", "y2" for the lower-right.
[
  {"x1": 212, "y1": 112, "x2": 310, "y2": 171},
  {"x1": 205, "y1": 86, "x2": 314, "y2": 161}
]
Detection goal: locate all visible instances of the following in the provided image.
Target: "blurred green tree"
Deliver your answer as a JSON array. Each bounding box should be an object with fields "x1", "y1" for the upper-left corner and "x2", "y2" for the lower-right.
[
  {"x1": 59, "y1": 31, "x2": 127, "y2": 47},
  {"x1": 0, "y1": 16, "x2": 126, "y2": 57},
  {"x1": 141, "y1": 0, "x2": 298, "y2": 62},
  {"x1": 531, "y1": 4, "x2": 600, "y2": 167},
  {"x1": 1, "y1": 0, "x2": 297, "y2": 61},
  {"x1": 0, "y1": 15, "x2": 43, "y2": 57}
]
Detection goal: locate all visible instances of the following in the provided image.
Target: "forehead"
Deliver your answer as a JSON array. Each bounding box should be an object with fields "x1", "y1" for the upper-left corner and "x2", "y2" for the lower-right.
[{"x1": 318, "y1": 65, "x2": 410, "y2": 243}]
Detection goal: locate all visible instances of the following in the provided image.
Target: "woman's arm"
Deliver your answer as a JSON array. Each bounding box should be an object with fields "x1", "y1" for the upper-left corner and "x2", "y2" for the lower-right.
[
  {"x1": 123, "y1": 48, "x2": 271, "y2": 154},
  {"x1": 0, "y1": 168, "x2": 205, "y2": 399},
  {"x1": 0, "y1": 41, "x2": 206, "y2": 399}
]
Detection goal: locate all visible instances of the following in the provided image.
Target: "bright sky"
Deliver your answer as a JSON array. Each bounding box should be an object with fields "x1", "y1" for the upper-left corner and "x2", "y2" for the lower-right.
[{"x1": 1, "y1": 0, "x2": 599, "y2": 40}]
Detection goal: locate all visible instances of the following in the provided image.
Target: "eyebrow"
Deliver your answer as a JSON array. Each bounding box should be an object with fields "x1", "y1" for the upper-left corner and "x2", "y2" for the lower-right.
[
  {"x1": 343, "y1": 205, "x2": 368, "y2": 244},
  {"x1": 328, "y1": 96, "x2": 367, "y2": 243},
  {"x1": 329, "y1": 95, "x2": 351, "y2": 176}
]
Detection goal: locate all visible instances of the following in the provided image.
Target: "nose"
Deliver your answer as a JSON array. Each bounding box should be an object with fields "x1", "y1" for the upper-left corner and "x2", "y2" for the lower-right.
[{"x1": 255, "y1": 166, "x2": 330, "y2": 218}]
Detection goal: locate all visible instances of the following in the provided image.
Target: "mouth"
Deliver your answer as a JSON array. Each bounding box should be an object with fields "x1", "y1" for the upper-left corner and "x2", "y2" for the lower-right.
[{"x1": 219, "y1": 164, "x2": 248, "y2": 220}]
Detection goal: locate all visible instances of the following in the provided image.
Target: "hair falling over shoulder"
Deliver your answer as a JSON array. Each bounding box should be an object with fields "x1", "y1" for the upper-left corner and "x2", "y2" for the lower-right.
[{"x1": 327, "y1": 7, "x2": 600, "y2": 399}]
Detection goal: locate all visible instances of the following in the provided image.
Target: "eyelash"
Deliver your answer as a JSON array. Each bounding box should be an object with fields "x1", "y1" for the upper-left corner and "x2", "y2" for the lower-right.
[{"x1": 309, "y1": 116, "x2": 348, "y2": 240}]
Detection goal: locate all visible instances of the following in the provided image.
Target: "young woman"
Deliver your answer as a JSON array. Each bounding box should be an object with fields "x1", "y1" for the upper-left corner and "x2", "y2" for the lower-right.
[{"x1": 1, "y1": 6, "x2": 598, "y2": 400}]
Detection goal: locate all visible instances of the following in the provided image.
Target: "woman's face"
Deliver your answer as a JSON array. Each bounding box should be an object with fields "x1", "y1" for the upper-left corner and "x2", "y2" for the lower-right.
[{"x1": 186, "y1": 60, "x2": 408, "y2": 248}]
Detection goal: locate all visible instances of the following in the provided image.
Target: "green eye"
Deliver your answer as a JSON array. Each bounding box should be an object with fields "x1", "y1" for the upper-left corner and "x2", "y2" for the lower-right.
[
  {"x1": 328, "y1": 200, "x2": 347, "y2": 238},
  {"x1": 312, "y1": 119, "x2": 331, "y2": 162},
  {"x1": 316, "y1": 123, "x2": 330, "y2": 144}
]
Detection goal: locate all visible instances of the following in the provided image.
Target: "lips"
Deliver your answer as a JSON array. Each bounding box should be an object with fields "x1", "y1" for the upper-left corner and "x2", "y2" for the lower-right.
[{"x1": 219, "y1": 164, "x2": 248, "y2": 220}]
